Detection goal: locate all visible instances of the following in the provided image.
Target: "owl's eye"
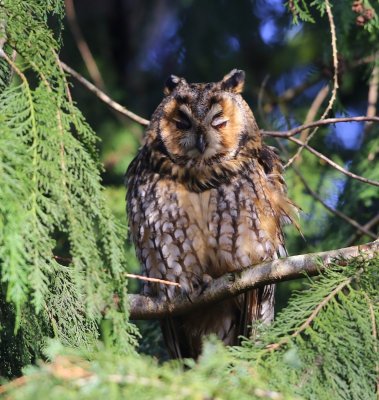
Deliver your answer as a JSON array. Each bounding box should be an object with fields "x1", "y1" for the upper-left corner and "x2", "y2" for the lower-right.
[
  {"x1": 211, "y1": 112, "x2": 228, "y2": 129},
  {"x1": 174, "y1": 110, "x2": 192, "y2": 130}
]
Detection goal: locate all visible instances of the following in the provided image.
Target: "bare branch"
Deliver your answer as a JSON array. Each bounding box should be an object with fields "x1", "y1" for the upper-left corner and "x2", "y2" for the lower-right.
[
  {"x1": 285, "y1": 0, "x2": 339, "y2": 168},
  {"x1": 262, "y1": 116, "x2": 379, "y2": 138},
  {"x1": 293, "y1": 167, "x2": 377, "y2": 239},
  {"x1": 58, "y1": 61, "x2": 379, "y2": 187},
  {"x1": 287, "y1": 136, "x2": 379, "y2": 187},
  {"x1": 128, "y1": 241, "x2": 379, "y2": 320},
  {"x1": 365, "y1": 52, "x2": 379, "y2": 133},
  {"x1": 58, "y1": 62, "x2": 379, "y2": 137},
  {"x1": 6, "y1": 54, "x2": 379, "y2": 189},
  {"x1": 257, "y1": 74, "x2": 270, "y2": 122},
  {"x1": 64, "y1": 0, "x2": 105, "y2": 90},
  {"x1": 261, "y1": 74, "x2": 322, "y2": 112},
  {"x1": 55, "y1": 52, "x2": 73, "y2": 103},
  {"x1": 346, "y1": 213, "x2": 379, "y2": 246},
  {"x1": 52, "y1": 253, "x2": 179, "y2": 287},
  {"x1": 293, "y1": 85, "x2": 330, "y2": 166},
  {"x1": 299, "y1": 85, "x2": 330, "y2": 139},
  {"x1": 60, "y1": 62, "x2": 150, "y2": 126},
  {"x1": 267, "y1": 126, "x2": 379, "y2": 188},
  {"x1": 277, "y1": 75, "x2": 321, "y2": 104}
]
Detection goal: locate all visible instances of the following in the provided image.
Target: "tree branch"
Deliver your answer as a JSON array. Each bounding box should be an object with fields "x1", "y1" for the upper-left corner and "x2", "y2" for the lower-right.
[
  {"x1": 262, "y1": 116, "x2": 379, "y2": 138},
  {"x1": 286, "y1": 135, "x2": 379, "y2": 187},
  {"x1": 59, "y1": 61, "x2": 379, "y2": 141},
  {"x1": 365, "y1": 51, "x2": 379, "y2": 134},
  {"x1": 346, "y1": 213, "x2": 379, "y2": 246},
  {"x1": 64, "y1": 0, "x2": 105, "y2": 90},
  {"x1": 128, "y1": 241, "x2": 379, "y2": 320},
  {"x1": 60, "y1": 62, "x2": 150, "y2": 126},
  {"x1": 285, "y1": 0, "x2": 339, "y2": 168},
  {"x1": 292, "y1": 166, "x2": 377, "y2": 240}
]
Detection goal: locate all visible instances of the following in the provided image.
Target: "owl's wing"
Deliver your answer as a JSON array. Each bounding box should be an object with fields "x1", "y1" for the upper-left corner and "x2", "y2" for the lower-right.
[
  {"x1": 237, "y1": 286, "x2": 273, "y2": 340},
  {"x1": 237, "y1": 145, "x2": 294, "y2": 340},
  {"x1": 237, "y1": 246, "x2": 288, "y2": 341}
]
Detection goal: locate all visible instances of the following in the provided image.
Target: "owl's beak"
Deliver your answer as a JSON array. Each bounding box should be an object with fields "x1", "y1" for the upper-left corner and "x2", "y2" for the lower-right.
[{"x1": 196, "y1": 134, "x2": 206, "y2": 153}]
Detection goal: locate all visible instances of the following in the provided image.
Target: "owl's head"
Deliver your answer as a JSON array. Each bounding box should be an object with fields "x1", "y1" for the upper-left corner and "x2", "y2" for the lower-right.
[{"x1": 150, "y1": 69, "x2": 261, "y2": 167}]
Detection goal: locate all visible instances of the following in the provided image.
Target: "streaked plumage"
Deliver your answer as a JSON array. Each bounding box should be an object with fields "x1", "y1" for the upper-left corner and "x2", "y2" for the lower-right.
[{"x1": 126, "y1": 69, "x2": 296, "y2": 359}]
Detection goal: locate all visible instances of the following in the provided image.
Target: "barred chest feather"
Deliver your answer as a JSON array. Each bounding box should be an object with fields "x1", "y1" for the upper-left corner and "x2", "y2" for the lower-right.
[{"x1": 127, "y1": 156, "x2": 288, "y2": 301}]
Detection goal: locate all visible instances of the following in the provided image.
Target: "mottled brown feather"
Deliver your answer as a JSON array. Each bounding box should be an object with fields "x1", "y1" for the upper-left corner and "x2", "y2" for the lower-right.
[{"x1": 125, "y1": 70, "x2": 297, "y2": 358}]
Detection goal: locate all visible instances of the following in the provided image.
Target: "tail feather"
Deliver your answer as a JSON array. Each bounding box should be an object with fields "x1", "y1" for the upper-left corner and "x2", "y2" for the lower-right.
[
  {"x1": 161, "y1": 317, "x2": 184, "y2": 359},
  {"x1": 162, "y1": 284, "x2": 276, "y2": 359},
  {"x1": 238, "y1": 285, "x2": 275, "y2": 341}
]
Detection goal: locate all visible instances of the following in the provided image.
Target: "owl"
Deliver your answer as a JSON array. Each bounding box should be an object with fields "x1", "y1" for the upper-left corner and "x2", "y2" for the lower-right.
[{"x1": 126, "y1": 69, "x2": 296, "y2": 359}]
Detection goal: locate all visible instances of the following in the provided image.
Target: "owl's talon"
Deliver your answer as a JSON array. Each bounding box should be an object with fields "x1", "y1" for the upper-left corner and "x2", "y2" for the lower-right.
[{"x1": 198, "y1": 276, "x2": 212, "y2": 295}]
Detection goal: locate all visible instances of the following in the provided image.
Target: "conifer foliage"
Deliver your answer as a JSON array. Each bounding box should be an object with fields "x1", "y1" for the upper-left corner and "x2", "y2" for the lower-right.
[
  {"x1": 1, "y1": 255, "x2": 378, "y2": 399},
  {"x1": 0, "y1": 1, "x2": 378, "y2": 399},
  {"x1": 0, "y1": 0, "x2": 138, "y2": 376}
]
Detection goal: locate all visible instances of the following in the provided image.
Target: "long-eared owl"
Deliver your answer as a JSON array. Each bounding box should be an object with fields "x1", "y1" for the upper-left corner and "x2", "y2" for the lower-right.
[{"x1": 126, "y1": 69, "x2": 296, "y2": 359}]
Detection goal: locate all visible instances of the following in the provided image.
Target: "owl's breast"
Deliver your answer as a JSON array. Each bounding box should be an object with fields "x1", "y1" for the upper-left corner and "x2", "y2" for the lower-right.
[{"x1": 128, "y1": 169, "x2": 286, "y2": 299}]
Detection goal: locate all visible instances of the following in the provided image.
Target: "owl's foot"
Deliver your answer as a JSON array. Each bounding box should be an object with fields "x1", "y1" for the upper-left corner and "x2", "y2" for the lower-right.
[{"x1": 179, "y1": 273, "x2": 213, "y2": 303}]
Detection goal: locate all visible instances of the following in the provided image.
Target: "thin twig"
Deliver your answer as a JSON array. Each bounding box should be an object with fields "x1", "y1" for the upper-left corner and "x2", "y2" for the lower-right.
[
  {"x1": 53, "y1": 253, "x2": 178, "y2": 286},
  {"x1": 294, "y1": 84, "x2": 330, "y2": 165},
  {"x1": 285, "y1": 0, "x2": 339, "y2": 168},
  {"x1": 266, "y1": 276, "x2": 353, "y2": 351},
  {"x1": 129, "y1": 241, "x2": 379, "y2": 319},
  {"x1": 257, "y1": 74, "x2": 270, "y2": 122},
  {"x1": 63, "y1": 3, "x2": 128, "y2": 126},
  {"x1": 0, "y1": 48, "x2": 23, "y2": 79},
  {"x1": 286, "y1": 136, "x2": 379, "y2": 187},
  {"x1": 277, "y1": 75, "x2": 321, "y2": 104},
  {"x1": 262, "y1": 116, "x2": 379, "y2": 138},
  {"x1": 292, "y1": 166, "x2": 377, "y2": 239},
  {"x1": 346, "y1": 213, "x2": 379, "y2": 246},
  {"x1": 262, "y1": 74, "x2": 321, "y2": 110},
  {"x1": 262, "y1": 53, "x2": 377, "y2": 112},
  {"x1": 125, "y1": 273, "x2": 181, "y2": 287},
  {"x1": 60, "y1": 61, "x2": 150, "y2": 126},
  {"x1": 64, "y1": 0, "x2": 105, "y2": 90},
  {"x1": 365, "y1": 52, "x2": 379, "y2": 133},
  {"x1": 274, "y1": 128, "x2": 379, "y2": 189},
  {"x1": 275, "y1": 140, "x2": 376, "y2": 242},
  {"x1": 351, "y1": 54, "x2": 378, "y2": 68},
  {"x1": 58, "y1": 62, "x2": 379, "y2": 134}
]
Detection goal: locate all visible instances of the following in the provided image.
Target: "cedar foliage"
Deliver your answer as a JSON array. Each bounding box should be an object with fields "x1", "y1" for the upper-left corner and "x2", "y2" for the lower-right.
[
  {"x1": 0, "y1": 0, "x2": 138, "y2": 377},
  {"x1": 1, "y1": 255, "x2": 378, "y2": 399},
  {"x1": 0, "y1": 0, "x2": 378, "y2": 399}
]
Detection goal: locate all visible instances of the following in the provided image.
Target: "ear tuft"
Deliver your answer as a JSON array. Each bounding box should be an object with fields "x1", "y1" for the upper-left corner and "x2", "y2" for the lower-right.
[
  {"x1": 221, "y1": 69, "x2": 245, "y2": 93},
  {"x1": 164, "y1": 74, "x2": 183, "y2": 95}
]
